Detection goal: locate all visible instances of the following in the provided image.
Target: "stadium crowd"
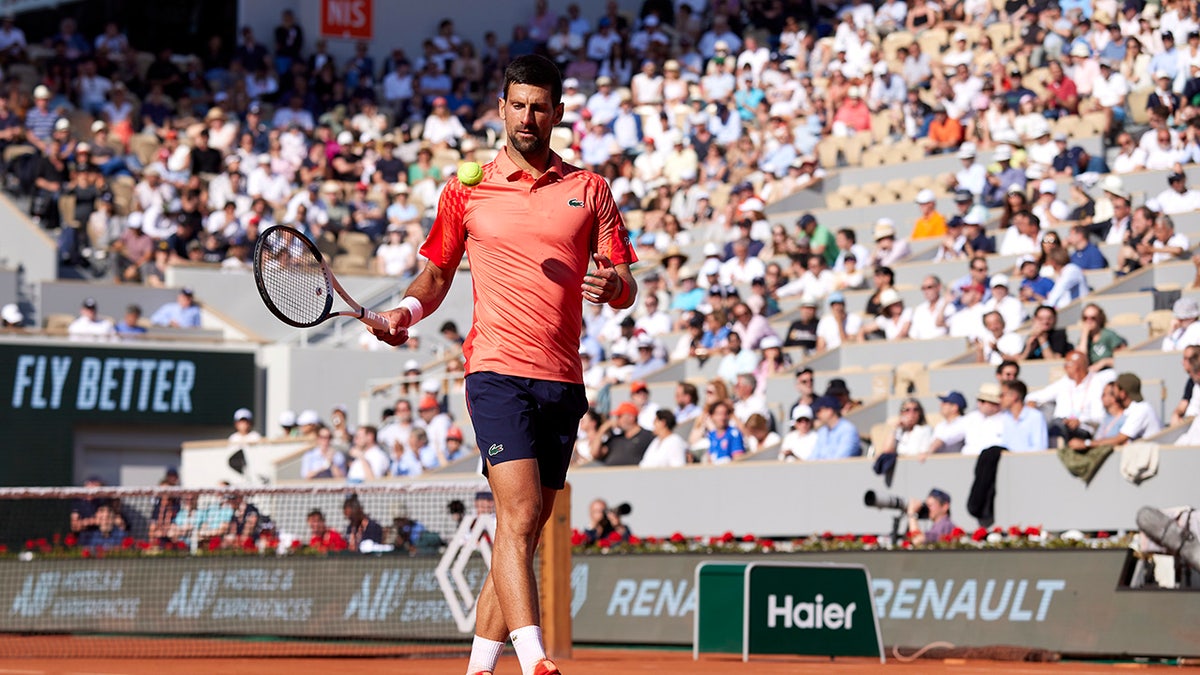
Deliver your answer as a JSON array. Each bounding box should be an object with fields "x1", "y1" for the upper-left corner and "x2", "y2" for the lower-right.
[{"x1": 6, "y1": 1, "x2": 1200, "y2": 511}]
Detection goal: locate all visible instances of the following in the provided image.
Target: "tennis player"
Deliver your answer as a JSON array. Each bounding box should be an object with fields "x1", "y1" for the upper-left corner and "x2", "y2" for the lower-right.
[{"x1": 372, "y1": 54, "x2": 637, "y2": 675}]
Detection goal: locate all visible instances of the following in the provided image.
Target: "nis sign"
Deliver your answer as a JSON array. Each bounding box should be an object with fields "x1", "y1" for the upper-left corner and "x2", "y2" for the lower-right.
[{"x1": 321, "y1": 0, "x2": 372, "y2": 40}]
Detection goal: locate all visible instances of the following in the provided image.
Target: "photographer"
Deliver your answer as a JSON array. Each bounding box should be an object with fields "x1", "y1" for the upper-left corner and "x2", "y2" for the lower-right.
[
  {"x1": 906, "y1": 488, "x2": 957, "y2": 545},
  {"x1": 584, "y1": 498, "x2": 631, "y2": 545}
]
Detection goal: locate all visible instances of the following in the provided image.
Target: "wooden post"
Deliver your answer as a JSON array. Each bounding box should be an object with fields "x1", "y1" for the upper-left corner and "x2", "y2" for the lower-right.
[{"x1": 539, "y1": 482, "x2": 573, "y2": 660}]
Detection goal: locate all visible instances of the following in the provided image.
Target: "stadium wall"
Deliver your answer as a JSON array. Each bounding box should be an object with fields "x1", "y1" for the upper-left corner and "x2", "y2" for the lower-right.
[
  {"x1": 2, "y1": 549, "x2": 1195, "y2": 656},
  {"x1": 563, "y1": 446, "x2": 1200, "y2": 537}
]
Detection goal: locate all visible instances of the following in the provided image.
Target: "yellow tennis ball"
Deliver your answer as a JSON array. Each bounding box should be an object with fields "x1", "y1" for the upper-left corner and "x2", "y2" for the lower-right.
[{"x1": 457, "y1": 161, "x2": 483, "y2": 186}]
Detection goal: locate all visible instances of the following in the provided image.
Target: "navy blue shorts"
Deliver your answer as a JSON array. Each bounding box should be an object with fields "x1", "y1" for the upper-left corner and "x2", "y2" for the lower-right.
[{"x1": 464, "y1": 372, "x2": 588, "y2": 490}]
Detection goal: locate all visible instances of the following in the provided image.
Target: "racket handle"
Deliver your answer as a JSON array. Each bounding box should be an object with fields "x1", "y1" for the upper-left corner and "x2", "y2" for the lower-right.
[{"x1": 360, "y1": 308, "x2": 391, "y2": 332}]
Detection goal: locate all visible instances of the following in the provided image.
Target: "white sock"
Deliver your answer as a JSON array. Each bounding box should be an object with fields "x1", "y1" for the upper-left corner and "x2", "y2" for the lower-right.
[
  {"x1": 509, "y1": 624, "x2": 547, "y2": 675},
  {"x1": 465, "y1": 635, "x2": 505, "y2": 674}
]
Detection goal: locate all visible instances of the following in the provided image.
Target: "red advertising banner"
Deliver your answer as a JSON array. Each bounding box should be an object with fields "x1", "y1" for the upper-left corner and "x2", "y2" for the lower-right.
[{"x1": 320, "y1": 0, "x2": 373, "y2": 40}]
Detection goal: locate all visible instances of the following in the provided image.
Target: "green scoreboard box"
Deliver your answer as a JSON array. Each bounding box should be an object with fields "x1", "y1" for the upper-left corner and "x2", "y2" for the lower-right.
[{"x1": 694, "y1": 561, "x2": 884, "y2": 663}]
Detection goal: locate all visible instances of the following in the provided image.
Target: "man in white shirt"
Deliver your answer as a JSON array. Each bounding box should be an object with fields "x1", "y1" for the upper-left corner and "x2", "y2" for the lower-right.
[
  {"x1": 921, "y1": 392, "x2": 968, "y2": 456},
  {"x1": 1143, "y1": 127, "x2": 1184, "y2": 170},
  {"x1": 1027, "y1": 350, "x2": 1114, "y2": 444},
  {"x1": 947, "y1": 283, "x2": 987, "y2": 339},
  {"x1": 961, "y1": 383, "x2": 1007, "y2": 456},
  {"x1": 1163, "y1": 298, "x2": 1200, "y2": 351},
  {"x1": 952, "y1": 142, "x2": 987, "y2": 196},
  {"x1": 732, "y1": 373, "x2": 770, "y2": 426},
  {"x1": 628, "y1": 381, "x2": 662, "y2": 431},
  {"x1": 1067, "y1": 373, "x2": 1162, "y2": 450},
  {"x1": 719, "y1": 239, "x2": 766, "y2": 286},
  {"x1": 909, "y1": 275, "x2": 954, "y2": 339},
  {"x1": 999, "y1": 209, "x2": 1043, "y2": 257},
  {"x1": 982, "y1": 274, "x2": 1024, "y2": 331},
  {"x1": 1142, "y1": 212, "x2": 1190, "y2": 263},
  {"x1": 68, "y1": 297, "x2": 116, "y2": 342},
  {"x1": 639, "y1": 409, "x2": 688, "y2": 468},
  {"x1": 1110, "y1": 132, "x2": 1147, "y2": 174},
  {"x1": 815, "y1": 292, "x2": 862, "y2": 351},
  {"x1": 1030, "y1": 179, "x2": 1070, "y2": 229},
  {"x1": 1091, "y1": 59, "x2": 1128, "y2": 119},
  {"x1": 975, "y1": 309, "x2": 1025, "y2": 365},
  {"x1": 1154, "y1": 171, "x2": 1200, "y2": 215}
]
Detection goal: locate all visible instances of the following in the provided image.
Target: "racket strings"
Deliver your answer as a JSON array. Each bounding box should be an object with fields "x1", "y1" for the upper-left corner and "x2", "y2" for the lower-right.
[{"x1": 256, "y1": 232, "x2": 331, "y2": 326}]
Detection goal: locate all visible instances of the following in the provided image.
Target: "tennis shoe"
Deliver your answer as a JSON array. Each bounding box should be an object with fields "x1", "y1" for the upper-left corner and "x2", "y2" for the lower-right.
[{"x1": 532, "y1": 659, "x2": 562, "y2": 675}]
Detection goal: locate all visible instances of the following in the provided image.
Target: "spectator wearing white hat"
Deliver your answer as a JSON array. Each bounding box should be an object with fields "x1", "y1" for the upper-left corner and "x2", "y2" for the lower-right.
[
  {"x1": 983, "y1": 274, "x2": 1025, "y2": 332},
  {"x1": 229, "y1": 408, "x2": 262, "y2": 445},
  {"x1": 982, "y1": 144, "x2": 1027, "y2": 207},
  {"x1": 912, "y1": 188, "x2": 947, "y2": 240},
  {"x1": 68, "y1": 297, "x2": 116, "y2": 342},
  {"x1": 860, "y1": 288, "x2": 912, "y2": 341},
  {"x1": 815, "y1": 292, "x2": 862, "y2": 352},
  {"x1": 1164, "y1": 298, "x2": 1200, "y2": 351},
  {"x1": 869, "y1": 217, "x2": 912, "y2": 267},
  {"x1": 943, "y1": 31, "x2": 974, "y2": 68},
  {"x1": 779, "y1": 403, "x2": 817, "y2": 462},
  {"x1": 277, "y1": 410, "x2": 299, "y2": 438},
  {"x1": 1, "y1": 302, "x2": 23, "y2": 329},
  {"x1": 1031, "y1": 178, "x2": 1070, "y2": 229},
  {"x1": 949, "y1": 142, "x2": 986, "y2": 195},
  {"x1": 830, "y1": 84, "x2": 871, "y2": 137},
  {"x1": 1093, "y1": 175, "x2": 1133, "y2": 244}
]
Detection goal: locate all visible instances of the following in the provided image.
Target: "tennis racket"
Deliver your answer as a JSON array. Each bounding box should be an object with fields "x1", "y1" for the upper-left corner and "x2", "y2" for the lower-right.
[{"x1": 253, "y1": 225, "x2": 391, "y2": 331}]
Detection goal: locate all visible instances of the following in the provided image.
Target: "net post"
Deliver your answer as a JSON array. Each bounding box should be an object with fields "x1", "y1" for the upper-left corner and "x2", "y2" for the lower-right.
[{"x1": 540, "y1": 481, "x2": 573, "y2": 660}]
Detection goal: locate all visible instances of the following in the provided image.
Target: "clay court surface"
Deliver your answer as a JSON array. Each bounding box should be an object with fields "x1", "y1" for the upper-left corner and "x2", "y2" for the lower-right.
[{"x1": 0, "y1": 647, "x2": 1183, "y2": 674}]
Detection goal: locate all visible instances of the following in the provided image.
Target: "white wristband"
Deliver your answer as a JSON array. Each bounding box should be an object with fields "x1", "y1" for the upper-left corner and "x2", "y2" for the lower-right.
[{"x1": 399, "y1": 296, "x2": 424, "y2": 324}]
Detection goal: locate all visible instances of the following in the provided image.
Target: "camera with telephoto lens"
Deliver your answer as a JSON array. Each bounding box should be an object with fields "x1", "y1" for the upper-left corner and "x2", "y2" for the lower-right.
[
  {"x1": 864, "y1": 490, "x2": 928, "y2": 519},
  {"x1": 611, "y1": 502, "x2": 632, "y2": 516}
]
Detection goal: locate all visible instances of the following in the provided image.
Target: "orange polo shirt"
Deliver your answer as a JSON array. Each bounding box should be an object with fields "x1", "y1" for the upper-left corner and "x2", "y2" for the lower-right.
[
  {"x1": 421, "y1": 148, "x2": 636, "y2": 384},
  {"x1": 911, "y1": 211, "x2": 947, "y2": 239}
]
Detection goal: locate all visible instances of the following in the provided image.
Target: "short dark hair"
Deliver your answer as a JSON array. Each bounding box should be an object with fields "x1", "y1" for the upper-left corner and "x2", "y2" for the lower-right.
[
  {"x1": 678, "y1": 381, "x2": 698, "y2": 405},
  {"x1": 837, "y1": 227, "x2": 856, "y2": 243},
  {"x1": 1003, "y1": 379, "x2": 1028, "y2": 401},
  {"x1": 1035, "y1": 304, "x2": 1057, "y2": 320},
  {"x1": 503, "y1": 54, "x2": 563, "y2": 106},
  {"x1": 997, "y1": 359, "x2": 1020, "y2": 376},
  {"x1": 655, "y1": 409, "x2": 677, "y2": 431},
  {"x1": 307, "y1": 509, "x2": 325, "y2": 520}
]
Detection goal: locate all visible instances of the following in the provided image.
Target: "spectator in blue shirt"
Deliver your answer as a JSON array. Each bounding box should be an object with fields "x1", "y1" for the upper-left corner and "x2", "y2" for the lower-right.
[
  {"x1": 114, "y1": 304, "x2": 147, "y2": 336},
  {"x1": 79, "y1": 504, "x2": 127, "y2": 551},
  {"x1": 150, "y1": 288, "x2": 202, "y2": 328},
  {"x1": 811, "y1": 395, "x2": 861, "y2": 460},
  {"x1": 1017, "y1": 256, "x2": 1054, "y2": 302},
  {"x1": 1043, "y1": 248, "x2": 1090, "y2": 309},
  {"x1": 1148, "y1": 32, "x2": 1179, "y2": 83},
  {"x1": 999, "y1": 379, "x2": 1049, "y2": 453},
  {"x1": 1068, "y1": 225, "x2": 1108, "y2": 269}
]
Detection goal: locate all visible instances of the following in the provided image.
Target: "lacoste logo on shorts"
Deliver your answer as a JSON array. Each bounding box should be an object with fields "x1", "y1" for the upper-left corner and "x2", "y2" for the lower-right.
[
  {"x1": 488, "y1": 443, "x2": 504, "y2": 457},
  {"x1": 568, "y1": 198, "x2": 584, "y2": 208}
]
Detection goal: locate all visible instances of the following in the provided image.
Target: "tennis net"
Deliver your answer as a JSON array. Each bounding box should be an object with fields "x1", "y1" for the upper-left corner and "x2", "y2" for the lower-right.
[{"x1": 0, "y1": 481, "x2": 496, "y2": 658}]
